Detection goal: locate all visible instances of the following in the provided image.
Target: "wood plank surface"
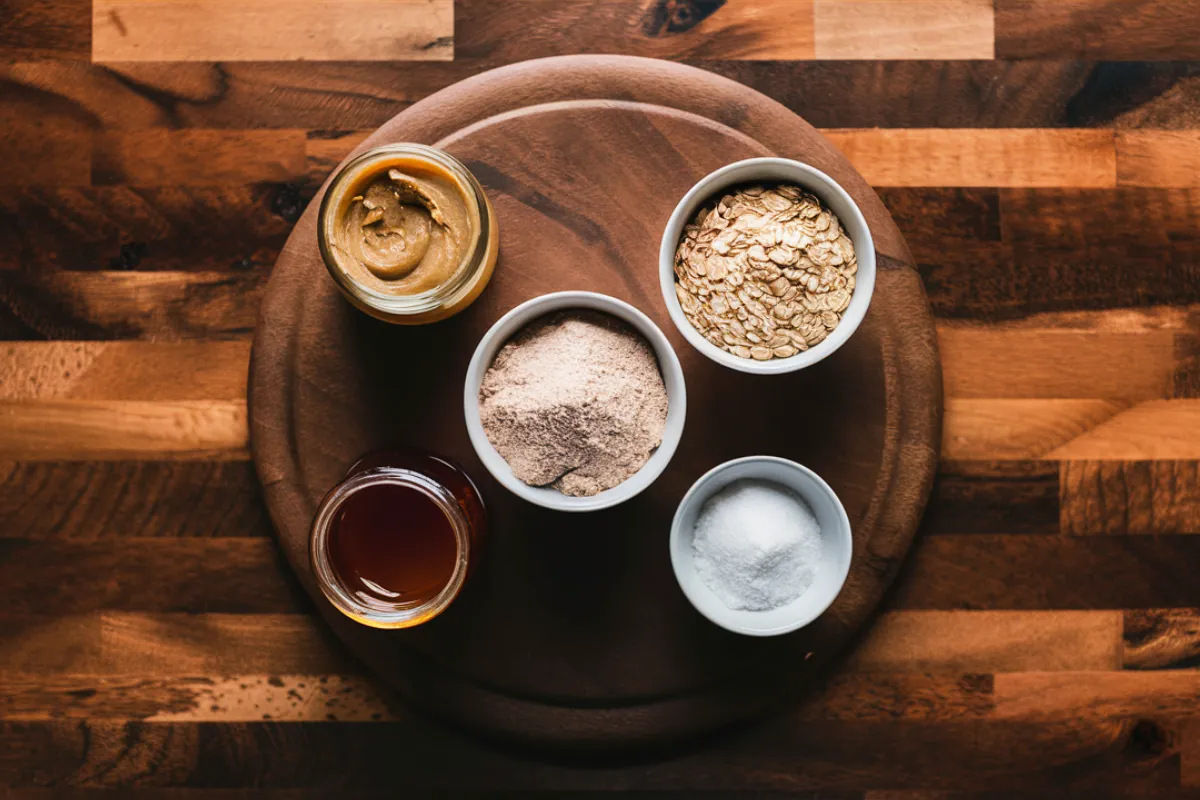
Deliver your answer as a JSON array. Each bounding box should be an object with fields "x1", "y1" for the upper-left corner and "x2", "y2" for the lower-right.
[
  {"x1": 813, "y1": 0, "x2": 994, "y2": 60},
  {"x1": 456, "y1": 0, "x2": 816, "y2": 60},
  {"x1": 824, "y1": 129, "x2": 1117, "y2": 187},
  {"x1": 996, "y1": 0, "x2": 1200, "y2": 60},
  {"x1": 92, "y1": 0, "x2": 453, "y2": 62},
  {"x1": 4, "y1": 0, "x2": 1200, "y2": 792}
]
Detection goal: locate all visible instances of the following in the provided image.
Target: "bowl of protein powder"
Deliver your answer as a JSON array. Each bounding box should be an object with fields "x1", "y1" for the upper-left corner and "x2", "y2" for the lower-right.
[{"x1": 669, "y1": 456, "x2": 852, "y2": 636}]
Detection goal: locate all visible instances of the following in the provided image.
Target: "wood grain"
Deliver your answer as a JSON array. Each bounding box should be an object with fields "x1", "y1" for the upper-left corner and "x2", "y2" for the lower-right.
[
  {"x1": 846, "y1": 610, "x2": 1123, "y2": 672},
  {"x1": 455, "y1": 0, "x2": 816, "y2": 60},
  {"x1": 1048, "y1": 400, "x2": 1200, "y2": 460},
  {"x1": 1062, "y1": 461, "x2": 1200, "y2": 536},
  {"x1": 92, "y1": 131, "x2": 307, "y2": 187},
  {"x1": 0, "y1": 185, "x2": 293, "y2": 272},
  {"x1": 814, "y1": 0, "x2": 994, "y2": 60},
  {"x1": 0, "y1": 400, "x2": 247, "y2": 459},
  {"x1": 0, "y1": 342, "x2": 249, "y2": 400},
  {"x1": 921, "y1": 460, "x2": 1060, "y2": 535},
  {"x1": 92, "y1": 0, "x2": 452, "y2": 62},
  {"x1": 825, "y1": 129, "x2": 1117, "y2": 188},
  {"x1": 996, "y1": 0, "x2": 1200, "y2": 60},
  {"x1": 891, "y1": 534, "x2": 1200, "y2": 610},
  {"x1": 0, "y1": 613, "x2": 347, "y2": 675},
  {"x1": 0, "y1": 718, "x2": 1169, "y2": 791},
  {"x1": 1124, "y1": 609, "x2": 1200, "y2": 670},
  {"x1": 943, "y1": 399, "x2": 1127, "y2": 460},
  {"x1": 0, "y1": 0, "x2": 90, "y2": 60},
  {"x1": 939, "y1": 328, "x2": 1177, "y2": 399},
  {"x1": 0, "y1": 539, "x2": 300, "y2": 614},
  {"x1": 0, "y1": 461, "x2": 268, "y2": 539},
  {"x1": 1117, "y1": 131, "x2": 1200, "y2": 188},
  {"x1": 0, "y1": 271, "x2": 262, "y2": 340},
  {"x1": 993, "y1": 671, "x2": 1200, "y2": 722}
]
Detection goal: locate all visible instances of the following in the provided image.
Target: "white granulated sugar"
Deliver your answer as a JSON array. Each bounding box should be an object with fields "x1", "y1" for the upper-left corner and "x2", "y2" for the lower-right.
[{"x1": 691, "y1": 479, "x2": 823, "y2": 612}]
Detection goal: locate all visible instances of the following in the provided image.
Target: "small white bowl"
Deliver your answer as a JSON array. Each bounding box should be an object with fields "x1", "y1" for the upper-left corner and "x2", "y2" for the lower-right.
[
  {"x1": 659, "y1": 157, "x2": 876, "y2": 375},
  {"x1": 669, "y1": 456, "x2": 852, "y2": 636},
  {"x1": 464, "y1": 291, "x2": 687, "y2": 513}
]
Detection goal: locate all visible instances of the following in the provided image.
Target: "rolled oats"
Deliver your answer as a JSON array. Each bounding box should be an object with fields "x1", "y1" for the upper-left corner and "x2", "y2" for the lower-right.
[{"x1": 673, "y1": 184, "x2": 857, "y2": 362}]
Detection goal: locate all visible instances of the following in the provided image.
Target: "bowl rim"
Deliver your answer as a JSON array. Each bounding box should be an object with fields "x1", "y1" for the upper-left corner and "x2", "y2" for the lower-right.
[
  {"x1": 463, "y1": 290, "x2": 687, "y2": 512},
  {"x1": 668, "y1": 455, "x2": 853, "y2": 636},
  {"x1": 658, "y1": 156, "x2": 876, "y2": 375}
]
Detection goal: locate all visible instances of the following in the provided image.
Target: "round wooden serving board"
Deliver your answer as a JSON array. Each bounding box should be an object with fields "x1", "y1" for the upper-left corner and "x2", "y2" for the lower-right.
[{"x1": 250, "y1": 55, "x2": 942, "y2": 753}]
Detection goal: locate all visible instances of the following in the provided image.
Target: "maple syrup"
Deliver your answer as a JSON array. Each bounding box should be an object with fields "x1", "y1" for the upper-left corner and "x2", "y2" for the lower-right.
[{"x1": 310, "y1": 449, "x2": 486, "y2": 629}]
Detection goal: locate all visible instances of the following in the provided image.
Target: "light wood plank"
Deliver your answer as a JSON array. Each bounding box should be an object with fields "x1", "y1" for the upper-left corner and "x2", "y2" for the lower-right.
[
  {"x1": 1048, "y1": 400, "x2": 1200, "y2": 460},
  {"x1": 92, "y1": 130, "x2": 307, "y2": 186},
  {"x1": 93, "y1": 0, "x2": 453, "y2": 62},
  {"x1": 1117, "y1": 131, "x2": 1200, "y2": 189},
  {"x1": 824, "y1": 129, "x2": 1116, "y2": 188},
  {"x1": 938, "y1": 327, "x2": 1177, "y2": 400},
  {"x1": 943, "y1": 399, "x2": 1126, "y2": 460},
  {"x1": 847, "y1": 610, "x2": 1123, "y2": 672},
  {"x1": 0, "y1": 671, "x2": 994, "y2": 723},
  {"x1": 0, "y1": 613, "x2": 347, "y2": 676},
  {"x1": 814, "y1": 0, "x2": 994, "y2": 59},
  {"x1": 0, "y1": 400, "x2": 247, "y2": 459},
  {"x1": 0, "y1": 342, "x2": 249, "y2": 401}
]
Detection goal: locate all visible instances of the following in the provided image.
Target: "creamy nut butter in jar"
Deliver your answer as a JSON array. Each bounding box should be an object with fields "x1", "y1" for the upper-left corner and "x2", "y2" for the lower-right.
[{"x1": 318, "y1": 144, "x2": 498, "y2": 324}]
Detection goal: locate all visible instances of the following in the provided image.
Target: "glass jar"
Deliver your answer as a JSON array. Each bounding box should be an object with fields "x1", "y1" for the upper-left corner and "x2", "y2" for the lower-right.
[
  {"x1": 310, "y1": 449, "x2": 486, "y2": 629},
  {"x1": 318, "y1": 144, "x2": 498, "y2": 325}
]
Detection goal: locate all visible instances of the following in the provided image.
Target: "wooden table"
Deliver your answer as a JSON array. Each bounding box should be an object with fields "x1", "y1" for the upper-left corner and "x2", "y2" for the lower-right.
[{"x1": 2, "y1": 1, "x2": 1200, "y2": 794}]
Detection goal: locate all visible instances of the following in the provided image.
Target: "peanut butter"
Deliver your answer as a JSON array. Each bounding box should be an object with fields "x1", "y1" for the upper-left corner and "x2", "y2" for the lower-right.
[{"x1": 331, "y1": 158, "x2": 475, "y2": 296}]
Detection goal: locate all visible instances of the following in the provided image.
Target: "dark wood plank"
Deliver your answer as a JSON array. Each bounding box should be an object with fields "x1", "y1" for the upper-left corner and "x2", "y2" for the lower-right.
[
  {"x1": 0, "y1": 82, "x2": 90, "y2": 187},
  {"x1": 891, "y1": 535, "x2": 1200, "y2": 610},
  {"x1": 1062, "y1": 461, "x2": 1200, "y2": 536},
  {"x1": 920, "y1": 188, "x2": 1200, "y2": 319},
  {"x1": 0, "y1": 539, "x2": 304, "y2": 614},
  {"x1": 92, "y1": 131, "x2": 307, "y2": 187},
  {"x1": 1124, "y1": 609, "x2": 1200, "y2": 670},
  {"x1": 0, "y1": 718, "x2": 1174, "y2": 791},
  {"x1": 996, "y1": 0, "x2": 1200, "y2": 60},
  {"x1": 0, "y1": 186, "x2": 294, "y2": 271},
  {"x1": 0, "y1": 0, "x2": 90, "y2": 60},
  {"x1": 0, "y1": 461, "x2": 268, "y2": 539},
  {"x1": 920, "y1": 461, "x2": 1060, "y2": 536},
  {"x1": 6, "y1": 61, "x2": 1200, "y2": 134},
  {"x1": 0, "y1": 271, "x2": 262, "y2": 340}
]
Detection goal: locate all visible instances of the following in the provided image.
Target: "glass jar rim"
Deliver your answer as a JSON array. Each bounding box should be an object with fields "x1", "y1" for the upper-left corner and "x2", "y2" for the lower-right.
[
  {"x1": 309, "y1": 466, "x2": 471, "y2": 629},
  {"x1": 317, "y1": 143, "x2": 491, "y2": 318}
]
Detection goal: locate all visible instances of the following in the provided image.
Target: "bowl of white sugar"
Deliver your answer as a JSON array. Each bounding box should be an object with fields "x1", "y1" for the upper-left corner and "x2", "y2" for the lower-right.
[{"x1": 669, "y1": 456, "x2": 852, "y2": 636}]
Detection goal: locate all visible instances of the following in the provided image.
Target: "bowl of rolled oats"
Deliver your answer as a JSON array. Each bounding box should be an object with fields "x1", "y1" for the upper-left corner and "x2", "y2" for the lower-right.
[{"x1": 659, "y1": 158, "x2": 875, "y2": 374}]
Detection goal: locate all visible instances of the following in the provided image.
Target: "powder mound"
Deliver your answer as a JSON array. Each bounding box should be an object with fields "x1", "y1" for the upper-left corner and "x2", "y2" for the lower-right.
[
  {"x1": 691, "y1": 480, "x2": 823, "y2": 612},
  {"x1": 478, "y1": 310, "x2": 669, "y2": 497}
]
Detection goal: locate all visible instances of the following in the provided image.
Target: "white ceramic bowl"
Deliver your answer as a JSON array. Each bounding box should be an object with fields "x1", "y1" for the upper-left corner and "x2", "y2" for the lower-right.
[
  {"x1": 669, "y1": 456, "x2": 852, "y2": 636},
  {"x1": 464, "y1": 291, "x2": 687, "y2": 513},
  {"x1": 659, "y1": 157, "x2": 876, "y2": 375}
]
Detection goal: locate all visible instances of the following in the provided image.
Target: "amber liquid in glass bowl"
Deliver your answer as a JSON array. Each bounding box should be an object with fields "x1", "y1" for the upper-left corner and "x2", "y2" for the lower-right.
[{"x1": 311, "y1": 449, "x2": 486, "y2": 629}]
